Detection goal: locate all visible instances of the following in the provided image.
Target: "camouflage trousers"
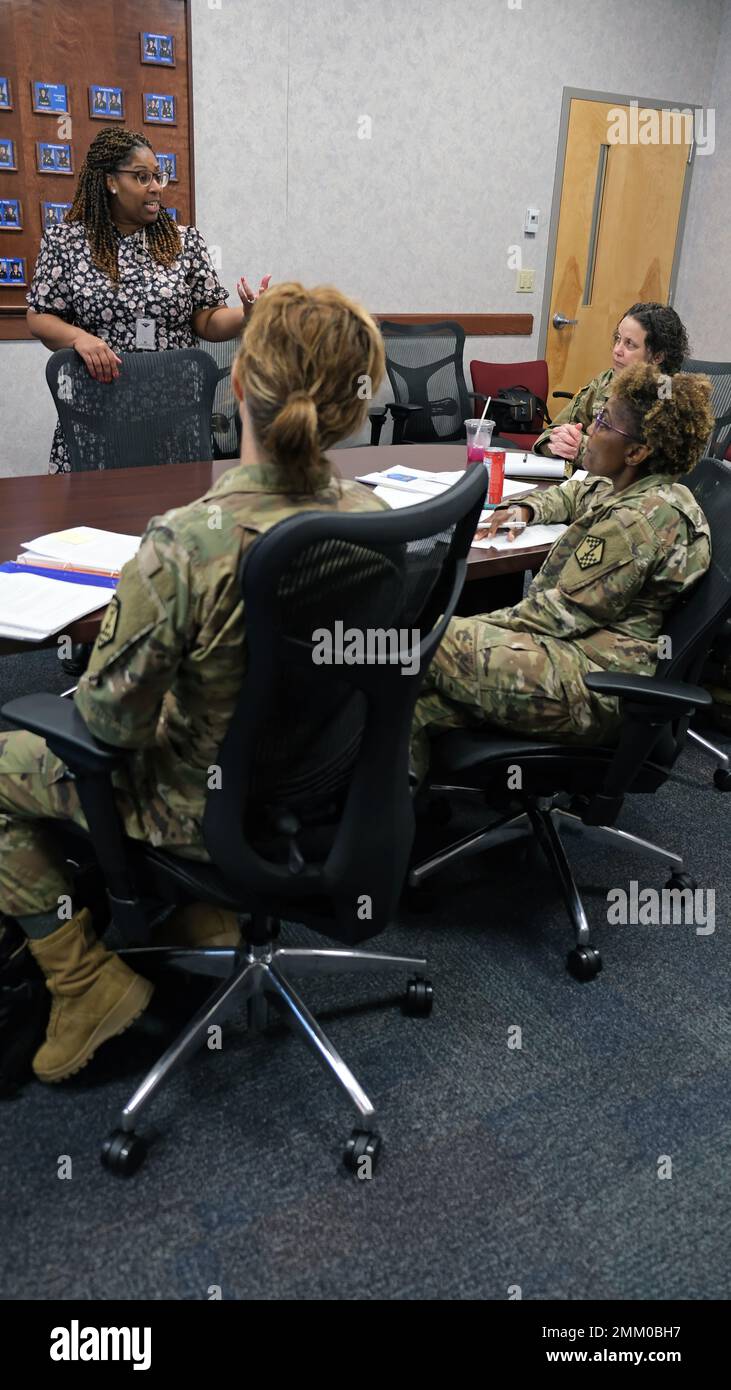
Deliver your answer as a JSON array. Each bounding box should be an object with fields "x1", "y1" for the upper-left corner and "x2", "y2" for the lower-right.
[
  {"x1": 0, "y1": 730, "x2": 207, "y2": 919},
  {"x1": 410, "y1": 617, "x2": 619, "y2": 782}
]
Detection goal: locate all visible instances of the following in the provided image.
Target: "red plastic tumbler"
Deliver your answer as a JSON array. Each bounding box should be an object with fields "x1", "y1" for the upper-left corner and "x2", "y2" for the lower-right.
[{"x1": 485, "y1": 450, "x2": 506, "y2": 505}]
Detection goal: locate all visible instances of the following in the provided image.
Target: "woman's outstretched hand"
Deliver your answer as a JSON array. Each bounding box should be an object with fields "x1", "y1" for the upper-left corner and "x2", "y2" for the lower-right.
[{"x1": 237, "y1": 274, "x2": 272, "y2": 316}]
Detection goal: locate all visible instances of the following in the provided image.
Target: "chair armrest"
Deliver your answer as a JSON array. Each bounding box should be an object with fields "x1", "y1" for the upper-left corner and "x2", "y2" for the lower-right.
[
  {"x1": 579, "y1": 671, "x2": 711, "y2": 826},
  {"x1": 583, "y1": 671, "x2": 712, "y2": 716},
  {"x1": 1, "y1": 694, "x2": 147, "y2": 940},
  {"x1": 1, "y1": 694, "x2": 125, "y2": 773},
  {"x1": 386, "y1": 402, "x2": 424, "y2": 418}
]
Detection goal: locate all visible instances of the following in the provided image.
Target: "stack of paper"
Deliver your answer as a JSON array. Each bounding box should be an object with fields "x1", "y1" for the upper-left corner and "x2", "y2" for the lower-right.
[
  {"x1": 357, "y1": 466, "x2": 539, "y2": 513},
  {"x1": 0, "y1": 527, "x2": 141, "y2": 643},
  {"x1": 18, "y1": 526, "x2": 140, "y2": 575},
  {"x1": 0, "y1": 570, "x2": 118, "y2": 642}
]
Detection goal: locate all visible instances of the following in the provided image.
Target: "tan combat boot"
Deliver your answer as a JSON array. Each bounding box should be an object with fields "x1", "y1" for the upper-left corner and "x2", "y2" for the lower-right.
[
  {"x1": 29, "y1": 909, "x2": 154, "y2": 1083},
  {"x1": 151, "y1": 902, "x2": 242, "y2": 949}
]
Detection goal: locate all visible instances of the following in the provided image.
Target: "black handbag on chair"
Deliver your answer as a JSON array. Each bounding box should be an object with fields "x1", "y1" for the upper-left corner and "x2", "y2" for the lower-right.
[{"x1": 489, "y1": 385, "x2": 549, "y2": 436}]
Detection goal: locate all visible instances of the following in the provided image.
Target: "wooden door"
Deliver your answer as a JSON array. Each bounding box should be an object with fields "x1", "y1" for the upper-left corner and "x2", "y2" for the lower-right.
[{"x1": 545, "y1": 98, "x2": 692, "y2": 396}]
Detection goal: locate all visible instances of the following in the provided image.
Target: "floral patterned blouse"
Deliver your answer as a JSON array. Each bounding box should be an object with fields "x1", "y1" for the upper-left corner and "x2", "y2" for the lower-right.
[{"x1": 26, "y1": 221, "x2": 229, "y2": 473}]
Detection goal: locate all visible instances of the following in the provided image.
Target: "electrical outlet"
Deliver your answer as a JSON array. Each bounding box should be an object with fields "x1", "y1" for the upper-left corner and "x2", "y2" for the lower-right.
[{"x1": 516, "y1": 269, "x2": 535, "y2": 292}]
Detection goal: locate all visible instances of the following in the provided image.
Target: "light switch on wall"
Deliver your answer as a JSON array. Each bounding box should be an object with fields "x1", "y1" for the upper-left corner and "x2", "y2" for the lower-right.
[{"x1": 516, "y1": 269, "x2": 535, "y2": 292}]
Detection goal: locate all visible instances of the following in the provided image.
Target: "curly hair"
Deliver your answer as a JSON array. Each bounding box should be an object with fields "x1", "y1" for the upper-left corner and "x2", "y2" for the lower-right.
[
  {"x1": 67, "y1": 127, "x2": 180, "y2": 281},
  {"x1": 233, "y1": 282, "x2": 385, "y2": 493},
  {"x1": 612, "y1": 363, "x2": 714, "y2": 475},
  {"x1": 617, "y1": 302, "x2": 689, "y2": 374}
]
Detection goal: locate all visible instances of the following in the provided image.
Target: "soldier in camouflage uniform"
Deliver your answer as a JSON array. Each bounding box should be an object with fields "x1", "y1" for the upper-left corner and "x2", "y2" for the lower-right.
[
  {"x1": 533, "y1": 302, "x2": 690, "y2": 473},
  {"x1": 0, "y1": 282, "x2": 388, "y2": 1082},
  {"x1": 411, "y1": 364, "x2": 714, "y2": 782}
]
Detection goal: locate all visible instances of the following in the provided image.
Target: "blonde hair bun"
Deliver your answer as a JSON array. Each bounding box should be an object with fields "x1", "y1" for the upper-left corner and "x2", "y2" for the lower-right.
[{"x1": 234, "y1": 282, "x2": 385, "y2": 491}]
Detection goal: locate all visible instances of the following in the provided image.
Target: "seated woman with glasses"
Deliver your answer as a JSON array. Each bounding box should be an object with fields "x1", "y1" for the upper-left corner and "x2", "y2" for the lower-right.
[
  {"x1": 26, "y1": 126, "x2": 271, "y2": 473},
  {"x1": 533, "y1": 302, "x2": 690, "y2": 471},
  {"x1": 411, "y1": 363, "x2": 713, "y2": 779}
]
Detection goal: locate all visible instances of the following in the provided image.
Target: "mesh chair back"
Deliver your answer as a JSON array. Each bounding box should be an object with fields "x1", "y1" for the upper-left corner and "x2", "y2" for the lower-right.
[
  {"x1": 663, "y1": 458, "x2": 731, "y2": 684},
  {"x1": 682, "y1": 358, "x2": 731, "y2": 459},
  {"x1": 631, "y1": 458, "x2": 731, "y2": 772},
  {"x1": 202, "y1": 466, "x2": 487, "y2": 942},
  {"x1": 46, "y1": 347, "x2": 220, "y2": 471},
  {"x1": 379, "y1": 320, "x2": 471, "y2": 443},
  {"x1": 196, "y1": 335, "x2": 242, "y2": 459}
]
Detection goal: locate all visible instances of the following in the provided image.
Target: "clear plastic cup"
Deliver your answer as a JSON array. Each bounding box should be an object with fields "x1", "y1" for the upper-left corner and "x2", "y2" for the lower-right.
[{"x1": 465, "y1": 417, "x2": 495, "y2": 463}]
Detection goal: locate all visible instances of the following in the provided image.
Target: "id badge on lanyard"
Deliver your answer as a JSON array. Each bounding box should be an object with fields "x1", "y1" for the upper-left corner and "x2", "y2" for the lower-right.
[
  {"x1": 135, "y1": 316, "x2": 156, "y2": 349},
  {"x1": 134, "y1": 228, "x2": 157, "y2": 350}
]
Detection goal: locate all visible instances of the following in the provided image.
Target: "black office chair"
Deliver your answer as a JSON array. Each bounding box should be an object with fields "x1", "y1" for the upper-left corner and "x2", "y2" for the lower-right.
[
  {"x1": 46, "y1": 347, "x2": 220, "y2": 471},
  {"x1": 2, "y1": 466, "x2": 487, "y2": 1176},
  {"x1": 410, "y1": 458, "x2": 731, "y2": 980},
  {"x1": 682, "y1": 357, "x2": 731, "y2": 460},
  {"x1": 677, "y1": 360, "x2": 731, "y2": 787},
  {"x1": 196, "y1": 334, "x2": 243, "y2": 459},
  {"x1": 369, "y1": 320, "x2": 475, "y2": 445}
]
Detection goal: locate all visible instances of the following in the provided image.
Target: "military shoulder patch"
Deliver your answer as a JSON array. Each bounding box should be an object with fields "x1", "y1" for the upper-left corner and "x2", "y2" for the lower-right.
[
  {"x1": 574, "y1": 534, "x2": 605, "y2": 570},
  {"x1": 96, "y1": 594, "x2": 120, "y2": 648}
]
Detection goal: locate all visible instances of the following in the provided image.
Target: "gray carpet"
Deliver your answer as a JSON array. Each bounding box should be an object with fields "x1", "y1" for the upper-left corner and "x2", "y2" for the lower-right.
[{"x1": 1, "y1": 649, "x2": 730, "y2": 1301}]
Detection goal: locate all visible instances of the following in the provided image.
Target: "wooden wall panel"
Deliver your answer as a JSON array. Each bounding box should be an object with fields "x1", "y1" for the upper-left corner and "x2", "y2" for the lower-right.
[{"x1": 0, "y1": 0, "x2": 193, "y2": 338}]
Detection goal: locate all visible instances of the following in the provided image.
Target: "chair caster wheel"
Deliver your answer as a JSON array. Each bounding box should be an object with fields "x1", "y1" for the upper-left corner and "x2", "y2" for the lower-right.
[
  {"x1": 101, "y1": 1129, "x2": 148, "y2": 1176},
  {"x1": 664, "y1": 872, "x2": 697, "y2": 891},
  {"x1": 402, "y1": 975, "x2": 434, "y2": 1016},
  {"x1": 566, "y1": 945, "x2": 602, "y2": 981},
  {"x1": 343, "y1": 1129, "x2": 381, "y2": 1175},
  {"x1": 713, "y1": 769, "x2": 731, "y2": 791}
]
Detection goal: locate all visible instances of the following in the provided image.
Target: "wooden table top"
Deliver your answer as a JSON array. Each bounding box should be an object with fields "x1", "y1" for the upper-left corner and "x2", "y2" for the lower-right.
[{"x1": 0, "y1": 444, "x2": 555, "y2": 654}]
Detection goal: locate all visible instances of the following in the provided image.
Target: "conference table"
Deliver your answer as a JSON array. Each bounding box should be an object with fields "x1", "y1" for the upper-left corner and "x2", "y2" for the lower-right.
[{"x1": 0, "y1": 444, "x2": 559, "y2": 657}]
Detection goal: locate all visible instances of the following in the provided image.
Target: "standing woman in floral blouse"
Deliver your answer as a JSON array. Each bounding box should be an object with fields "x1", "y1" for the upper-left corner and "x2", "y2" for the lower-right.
[{"x1": 26, "y1": 127, "x2": 270, "y2": 473}]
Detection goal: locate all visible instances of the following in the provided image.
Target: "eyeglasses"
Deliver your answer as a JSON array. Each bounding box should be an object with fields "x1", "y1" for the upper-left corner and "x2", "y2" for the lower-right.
[
  {"x1": 114, "y1": 166, "x2": 170, "y2": 188},
  {"x1": 593, "y1": 406, "x2": 641, "y2": 442}
]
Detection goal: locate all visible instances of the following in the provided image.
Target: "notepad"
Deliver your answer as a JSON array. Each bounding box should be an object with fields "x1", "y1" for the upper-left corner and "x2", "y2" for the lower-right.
[
  {"x1": 471, "y1": 523, "x2": 567, "y2": 551},
  {"x1": 498, "y1": 453, "x2": 566, "y2": 479},
  {"x1": 19, "y1": 526, "x2": 140, "y2": 575},
  {"x1": 0, "y1": 570, "x2": 114, "y2": 642}
]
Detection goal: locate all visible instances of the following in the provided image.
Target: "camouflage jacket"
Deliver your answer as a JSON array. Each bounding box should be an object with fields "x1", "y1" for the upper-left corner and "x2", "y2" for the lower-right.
[
  {"x1": 488, "y1": 471, "x2": 711, "y2": 671},
  {"x1": 74, "y1": 460, "x2": 387, "y2": 846},
  {"x1": 533, "y1": 368, "x2": 615, "y2": 471}
]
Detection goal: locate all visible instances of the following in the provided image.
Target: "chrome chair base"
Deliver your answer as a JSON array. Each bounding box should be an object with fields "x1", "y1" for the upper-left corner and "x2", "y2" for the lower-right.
[
  {"x1": 114, "y1": 939, "x2": 427, "y2": 1135},
  {"x1": 688, "y1": 726, "x2": 730, "y2": 773},
  {"x1": 410, "y1": 791, "x2": 686, "y2": 954}
]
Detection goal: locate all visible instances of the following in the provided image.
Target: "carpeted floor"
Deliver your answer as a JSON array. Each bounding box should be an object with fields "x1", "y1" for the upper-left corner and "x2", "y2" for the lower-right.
[{"x1": 1, "y1": 648, "x2": 730, "y2": 1301}]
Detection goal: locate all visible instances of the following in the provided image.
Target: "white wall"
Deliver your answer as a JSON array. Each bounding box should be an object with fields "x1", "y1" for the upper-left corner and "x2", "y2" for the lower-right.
[
  {"x1": 1, "y1": 0, "x2": 728, "y2": 475},
  {"x1": 674, "y1": 0, "x2": 731, "y2": 359}
]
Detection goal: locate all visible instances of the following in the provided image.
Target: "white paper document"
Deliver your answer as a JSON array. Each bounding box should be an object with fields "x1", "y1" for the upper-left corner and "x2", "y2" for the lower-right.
[
  {"x1": 366, "y1": 467, "x2": 538, "y2": 512},
  {"x1": 19, "y1": 527, "x2": 141, "y2": 574},
  {"x1": 0, "y1": 571, "x2": 113, "y2": 642},
  {"x1": 471, "y1": 523, "x2": 567, "y2": 551}
]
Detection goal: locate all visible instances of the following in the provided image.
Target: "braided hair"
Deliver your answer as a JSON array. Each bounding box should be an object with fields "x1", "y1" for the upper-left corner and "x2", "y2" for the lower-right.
[{"x1": 67, "y1": 127, "x2": 181, "y2": 281}]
